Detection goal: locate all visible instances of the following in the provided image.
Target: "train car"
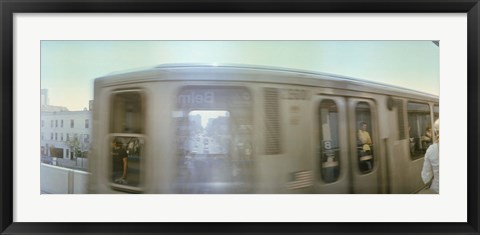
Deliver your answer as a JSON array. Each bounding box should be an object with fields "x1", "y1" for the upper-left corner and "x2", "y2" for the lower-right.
[{"x1": 88, "y1": 64, "x2": 439, "y2": 194}]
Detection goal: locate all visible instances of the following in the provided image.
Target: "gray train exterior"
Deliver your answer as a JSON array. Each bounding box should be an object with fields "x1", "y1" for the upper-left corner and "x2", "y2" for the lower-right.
[{"x1": 88, "y1": 64, "x2": 439, "y2": 194}]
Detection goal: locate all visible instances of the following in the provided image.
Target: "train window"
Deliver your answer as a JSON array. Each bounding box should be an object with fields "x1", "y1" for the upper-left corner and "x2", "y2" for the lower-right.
[
  {"x1": 407, "y1": 102, "x2": 432, "y2": 159},
  {"x1": 110, "y1": 136, "x2": 144, "y2": 188},
  {"x1": 109, "y1": 91, "x2": 144, "y2": 191},
  {"x1": 434, "y1": 104, "x2": 439, "y2": 120},
  {"x1": 318, "y1": 99, "x2": 340, "y2": 183},
  {"x1": 175, "y1": 86, "x2": 254, "y2": 193},
  {"x1": 356, "y1": 102, "x2": 374, "y2": 174},
  {"x1": 176, "y1": 109, "x2": 254, "y2": 193},
  {"x1": 110, "y1": 92, "x2": 143, "y2": 133}
]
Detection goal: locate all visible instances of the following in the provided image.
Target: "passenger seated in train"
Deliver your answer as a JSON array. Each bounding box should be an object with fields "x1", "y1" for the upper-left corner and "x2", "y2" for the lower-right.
[
  {"x1": 357, "y1": 122, "x2": 373, "y2": 172},
  {"x1": 409, "y1": 126, "x2": 432, "y2": 157}
]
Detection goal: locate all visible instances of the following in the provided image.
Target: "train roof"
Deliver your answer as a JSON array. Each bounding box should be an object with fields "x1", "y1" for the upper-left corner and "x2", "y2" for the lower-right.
[{"x1": 95, "y1": 63, "x2": 439, "y2": 101}]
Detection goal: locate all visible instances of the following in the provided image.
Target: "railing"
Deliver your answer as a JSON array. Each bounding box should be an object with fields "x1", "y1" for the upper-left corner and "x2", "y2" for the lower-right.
[{"x1": 40, "y1": 163, "x2": 90, "y2": 194}]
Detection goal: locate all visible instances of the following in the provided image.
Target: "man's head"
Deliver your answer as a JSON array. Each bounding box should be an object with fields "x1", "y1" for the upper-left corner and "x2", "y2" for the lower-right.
[
  {"x1": 115, "y1": 141, "x2": 123, "y2": 148},
  {"x1": 360, "y1": 122, "x2": 367, "y2": 131}
]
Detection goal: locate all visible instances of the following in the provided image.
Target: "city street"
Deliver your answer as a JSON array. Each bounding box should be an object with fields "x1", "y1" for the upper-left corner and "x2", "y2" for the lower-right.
[{"x1": 189, "y1": 132, "x2": 226, "y2": 155}]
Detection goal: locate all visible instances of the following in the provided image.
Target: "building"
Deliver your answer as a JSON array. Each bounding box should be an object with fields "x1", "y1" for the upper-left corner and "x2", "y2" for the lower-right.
[
  {"x1": 41, "y1": 110, "x2": 92, "y2": 159},
  {"x1": 40, "y1": 89, "x2": 93, "y2": 159}
]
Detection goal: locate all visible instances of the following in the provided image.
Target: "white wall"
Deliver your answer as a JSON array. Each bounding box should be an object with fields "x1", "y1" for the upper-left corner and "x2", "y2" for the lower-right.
[{"x1": 40, "y1": 163, "x2": 89, "y2": 194}]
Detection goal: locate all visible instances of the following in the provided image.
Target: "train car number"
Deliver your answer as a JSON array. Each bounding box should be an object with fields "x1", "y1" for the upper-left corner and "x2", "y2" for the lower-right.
[{"x1": 280, "y1": 89, "x2": 309, "y2": 100}]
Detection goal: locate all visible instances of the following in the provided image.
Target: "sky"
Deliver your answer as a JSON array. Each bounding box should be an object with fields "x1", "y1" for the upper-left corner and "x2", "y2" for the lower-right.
[
  {"x1": 41, "y1": 41, "x2": 439, "y2": 111},
  {"x1": 190, "y1": 111, "x2": 229, "y2": 129}
]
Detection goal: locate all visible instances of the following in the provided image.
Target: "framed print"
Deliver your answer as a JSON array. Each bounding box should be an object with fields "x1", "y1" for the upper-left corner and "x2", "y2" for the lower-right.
[{"x1": 1, "y1": 0, "x2": 479, "y2": 234}]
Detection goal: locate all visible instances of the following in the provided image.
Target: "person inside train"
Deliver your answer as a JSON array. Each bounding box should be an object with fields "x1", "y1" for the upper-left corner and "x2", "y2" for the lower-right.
[
  {"x1": 421, "y1": 119, "x2": 439, "y2": 193},
  {"x1": 358, "y1": 122, "x2": 373, "y2": 172},
  {"x1": 112, "y1": 141, "x2": 128, "y2": 184},
  {"x1": 358, "y1": 122, "x2": 372, "y2": 152}
]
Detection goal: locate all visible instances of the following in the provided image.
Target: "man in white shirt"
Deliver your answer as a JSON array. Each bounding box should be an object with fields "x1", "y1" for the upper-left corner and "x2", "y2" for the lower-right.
[{"x1": 421, "y1": 119, "x2": 439, "y2": 193}]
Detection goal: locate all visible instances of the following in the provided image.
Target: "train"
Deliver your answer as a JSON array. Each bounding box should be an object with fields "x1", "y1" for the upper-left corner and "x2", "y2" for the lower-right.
[{"x1": 88, "y1": 64, "x2": 439, "y2": 194}]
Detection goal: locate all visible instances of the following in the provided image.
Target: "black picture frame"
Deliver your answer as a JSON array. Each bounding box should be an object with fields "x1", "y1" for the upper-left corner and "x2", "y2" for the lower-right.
[{"x1": 1, "y1": 0, "x2": 479, "y2": 234}]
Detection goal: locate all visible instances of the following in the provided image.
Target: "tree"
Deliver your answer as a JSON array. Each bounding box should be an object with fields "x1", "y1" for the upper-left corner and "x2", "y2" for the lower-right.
[{"x1": 66, "y1": 136, "x2": 88, "y2": 158}]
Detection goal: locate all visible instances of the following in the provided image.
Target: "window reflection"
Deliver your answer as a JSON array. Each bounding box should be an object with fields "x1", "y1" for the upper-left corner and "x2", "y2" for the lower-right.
[
  {"x1": 175, "y1": 87, "x2": 254, "y2": 194},
  {"x1": 110, "y1": 136, "x2": 144, "y2": 188},
  {"x1": 110, "y1": 92, "x2": 143, "y2": 133},
  {"x1": 188, "y1": 111, "x2": 230, "y2": 155},
  {"x1": 319, "y1": 99, "x2": 340, "y2": 183},
  {"x1": 177, "y1": 110, "x2": 254, "y2": 193},
  {"x1": 407, "y1": 102, "x2": 431, "y2": 159}
]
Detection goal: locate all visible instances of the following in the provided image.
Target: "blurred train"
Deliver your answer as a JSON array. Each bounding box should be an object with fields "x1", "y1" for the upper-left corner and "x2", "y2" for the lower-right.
[{"x1": 88, "y1": 64, "x2": 439, "y2": 194}]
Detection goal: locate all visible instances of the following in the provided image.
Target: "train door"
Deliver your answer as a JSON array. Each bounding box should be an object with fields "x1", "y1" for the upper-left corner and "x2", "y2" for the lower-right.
[
  {"x1": 348, "y1": 98, "x2": 381, "y2": 193},
  {"x1": 108, "y1": 90, "x2": 146, "y2": 193},
  {"x1": 313, "y1": 96, "x2": 350, "y2": 193}
]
